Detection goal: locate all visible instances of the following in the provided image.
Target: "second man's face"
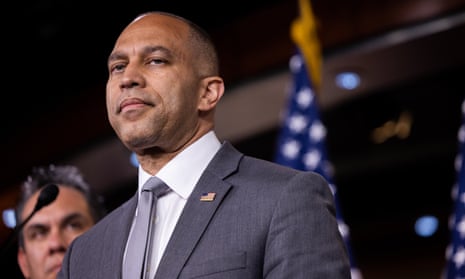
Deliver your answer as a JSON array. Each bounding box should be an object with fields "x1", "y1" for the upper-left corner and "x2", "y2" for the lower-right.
[{"x1": 17, "y1": 186, "x2": 95, "y2": 279}]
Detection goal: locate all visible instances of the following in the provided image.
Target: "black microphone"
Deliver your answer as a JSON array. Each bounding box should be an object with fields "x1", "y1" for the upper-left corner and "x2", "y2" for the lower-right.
[
  {"x1": 1, "y1": 184, "x2": 59, "y2": 258},
  {"x1": 30, "y1": 184, "x2": 59, "y2": 217}
]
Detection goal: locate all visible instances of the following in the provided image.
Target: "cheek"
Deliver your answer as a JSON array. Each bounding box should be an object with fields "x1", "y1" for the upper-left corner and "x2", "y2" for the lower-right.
[
  {"x1": 106, "y1": 89, "x2": 119, "y2": 127},
  {"x1": 22, "y1": 241, "x2": 47, "y2": 261},
  {"x1": 166, "y1": 97, "x2": 194, "y2": 123},
  {"x1": 106, "y1": 78, "x2": 121, "y2": 107},
  {"x1": 106, "y1": 86, "x2": 115, "y2": 111}
]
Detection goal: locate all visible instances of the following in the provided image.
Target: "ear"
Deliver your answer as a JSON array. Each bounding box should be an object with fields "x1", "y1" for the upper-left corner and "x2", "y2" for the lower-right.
[
  {"x1": 198, "y1": 76, "x2": 224, "y2": 112},
  {"x1": 17, "y1": 247, "x2": 31, "y2": 278}
]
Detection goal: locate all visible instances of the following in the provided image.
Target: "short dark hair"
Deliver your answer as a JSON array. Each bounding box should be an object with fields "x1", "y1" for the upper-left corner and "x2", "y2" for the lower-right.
[{"x1": 15, "y1": 164, "x2": 107, "y2": 247}]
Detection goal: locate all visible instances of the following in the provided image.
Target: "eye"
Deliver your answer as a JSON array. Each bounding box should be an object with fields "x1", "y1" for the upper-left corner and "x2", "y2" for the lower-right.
[
  {"x1": 110, "y1": 63, "x2": 126, "y2": 74},
  {"x1": 65, "y1": 220, "x2": 86, "y2": 231},
  {"x1": 148, "y1": 57, "x2": 167, "y2": 66},
  {"x1": 62, "y1": 215, "x2": 92, "y2": 233},
  {"x1": 26, "y1": 226, "x2": 48, "y2": 241}
]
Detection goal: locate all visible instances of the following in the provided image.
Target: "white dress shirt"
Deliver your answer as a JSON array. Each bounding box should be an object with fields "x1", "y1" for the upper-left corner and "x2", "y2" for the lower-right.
[{"x1": 125, "y1": 131, "x2": 221, "y2": 279}]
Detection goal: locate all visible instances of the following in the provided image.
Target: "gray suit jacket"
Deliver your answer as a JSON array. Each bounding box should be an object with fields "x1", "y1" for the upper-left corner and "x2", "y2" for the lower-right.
[{"x1": 58, "y1": 142, "x2": 351, "y2": 278}]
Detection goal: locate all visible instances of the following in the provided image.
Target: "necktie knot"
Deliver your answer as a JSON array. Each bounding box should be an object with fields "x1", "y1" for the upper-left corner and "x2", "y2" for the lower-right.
[{"x1": 142, "y1": 176, "x2": 171, "y2": 198}]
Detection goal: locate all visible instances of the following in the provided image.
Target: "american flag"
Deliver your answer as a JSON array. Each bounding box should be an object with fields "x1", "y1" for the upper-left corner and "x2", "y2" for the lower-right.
[
  {"x1": 200, "y1": 192, "x2": 216, "y2": 202},
  {"x1": 444, "y1": 98, "x2": 465, "y2": 279},
  {"x1": 274, "y1": 1, "x2": 362, "y2": 278}
]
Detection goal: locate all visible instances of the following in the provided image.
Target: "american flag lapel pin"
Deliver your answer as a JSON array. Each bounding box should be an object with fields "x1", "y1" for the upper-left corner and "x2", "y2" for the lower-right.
[{"x1": 200, "y1": 192, "x2": 216, "y2": 202}]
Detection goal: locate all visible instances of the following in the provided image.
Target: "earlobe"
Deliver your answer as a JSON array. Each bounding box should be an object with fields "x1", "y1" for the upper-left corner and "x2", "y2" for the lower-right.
[{"x1": 199, "y1": 76, "x2": 224, "y2": 111}]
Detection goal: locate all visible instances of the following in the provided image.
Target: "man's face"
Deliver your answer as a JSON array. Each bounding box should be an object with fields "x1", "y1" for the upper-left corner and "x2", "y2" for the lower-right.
[
  {"x1": 17, "y1": 186, "x2": 95, "y2": 279},
  {"x1": 105, "y1": 13, "x2": 204, "y2": 155}
]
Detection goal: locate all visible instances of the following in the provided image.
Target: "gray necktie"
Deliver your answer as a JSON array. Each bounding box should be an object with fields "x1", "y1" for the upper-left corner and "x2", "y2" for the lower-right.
[{"x1": 123, "y1": 177, "x2": 171, "y2": 279}]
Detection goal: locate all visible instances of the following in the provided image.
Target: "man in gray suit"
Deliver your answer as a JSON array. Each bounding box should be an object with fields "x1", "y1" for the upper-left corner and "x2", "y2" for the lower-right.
[{"x1": 58, "y1": 11, "x2": 351, "y2": 279}]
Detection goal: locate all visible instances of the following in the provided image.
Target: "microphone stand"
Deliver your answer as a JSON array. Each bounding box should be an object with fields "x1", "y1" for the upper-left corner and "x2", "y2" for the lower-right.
[{"x1": 0, "y1": 184, "x2": 59, "y2": 260}]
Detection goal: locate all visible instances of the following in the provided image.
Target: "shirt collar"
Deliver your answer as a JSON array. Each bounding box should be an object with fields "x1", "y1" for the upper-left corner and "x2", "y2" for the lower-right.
[{"x1": 138, "y1": 131, "x2": 221, "y2": 199}]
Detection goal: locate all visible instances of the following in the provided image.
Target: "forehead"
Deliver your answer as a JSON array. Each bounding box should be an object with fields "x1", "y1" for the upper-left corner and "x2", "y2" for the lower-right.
[
  {"x1": 22, "y1": 186, "x2": 91, "y2": 222},
  {"x1": 115, "y1": 14, "x2": 191, "y2": 49}
]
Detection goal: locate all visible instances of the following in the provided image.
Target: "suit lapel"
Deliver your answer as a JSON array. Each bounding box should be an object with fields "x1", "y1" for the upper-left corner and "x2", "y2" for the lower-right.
[
  {"x1": 154, "y1": 142, "x2": 242, "y2": 279},
  {"x1": 102, "y1": 193, "x2": 138, "y2": 278}
]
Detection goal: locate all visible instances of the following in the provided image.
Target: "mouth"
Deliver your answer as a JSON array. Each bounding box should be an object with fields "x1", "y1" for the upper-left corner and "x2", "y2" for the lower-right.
[
  {"x1": 47, "y1": 262, "x2": 62, "y2": 275},
  {"x1": 118, "y1": 97, "x2": 147, "y2": 113}
]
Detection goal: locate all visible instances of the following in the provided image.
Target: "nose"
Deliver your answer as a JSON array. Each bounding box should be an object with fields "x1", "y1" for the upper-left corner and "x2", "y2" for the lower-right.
[
  {"x1": 119, "y1": 63, "x2": 145, "y2": 89},
  {"x1": 47, "y1": 228, "x2": 67, "y2": 254}
]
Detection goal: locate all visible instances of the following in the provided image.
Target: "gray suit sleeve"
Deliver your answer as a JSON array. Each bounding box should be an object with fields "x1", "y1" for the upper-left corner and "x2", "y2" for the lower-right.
[{"x1": 263, "y1": 171, "x2": 351, "y2": 278}]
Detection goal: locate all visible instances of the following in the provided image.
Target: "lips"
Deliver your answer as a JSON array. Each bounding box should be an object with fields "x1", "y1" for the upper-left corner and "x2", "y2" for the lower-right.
[
  {"x1": 119, "y1": 97, "x2": 147, "y2": 113},
  {"x1": 50, "y1": 263, "x2": 62, "y2": 274},
  {"x1": 47, "y1": 260, "x2": 62, "y2": 275}
]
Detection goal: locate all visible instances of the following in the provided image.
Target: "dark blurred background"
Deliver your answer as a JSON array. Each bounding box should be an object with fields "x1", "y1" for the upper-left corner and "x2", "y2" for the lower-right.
[{"x1": 2, "y1": 0, "x2": 465, "y2": 278}]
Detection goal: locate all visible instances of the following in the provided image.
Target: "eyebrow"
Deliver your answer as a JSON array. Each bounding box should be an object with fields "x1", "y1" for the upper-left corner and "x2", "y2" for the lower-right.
[
  {"x1": 60, "y1": 212, "x2": 92, "y2": 226},
  {"x1": 108, "y1": 45, "x2": 173, "y2": 64}
]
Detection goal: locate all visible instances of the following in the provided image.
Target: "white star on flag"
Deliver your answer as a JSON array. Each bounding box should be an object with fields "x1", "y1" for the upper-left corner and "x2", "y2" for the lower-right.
[
  {"x1": 309, "y1": 120, "x2": 326, "y2": 142},
  {"x1": 455, "y1": 246, "x2": 465, "y2": 268},
  {"x1": 296, "y1": 87, "x2": 314, "y2": 108},
  {"x1": 281, "y1": 140, "x2": 300, "y2": 160},
  {"x1": 303, "y1": 149, "x2": 321, "y2": 170},
  {"x1": 458, "y1": 217, "x2": 465, "y2": 239},
  {"x1": 288, "y1": 114, "x2": 308, "y2": 133}
]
